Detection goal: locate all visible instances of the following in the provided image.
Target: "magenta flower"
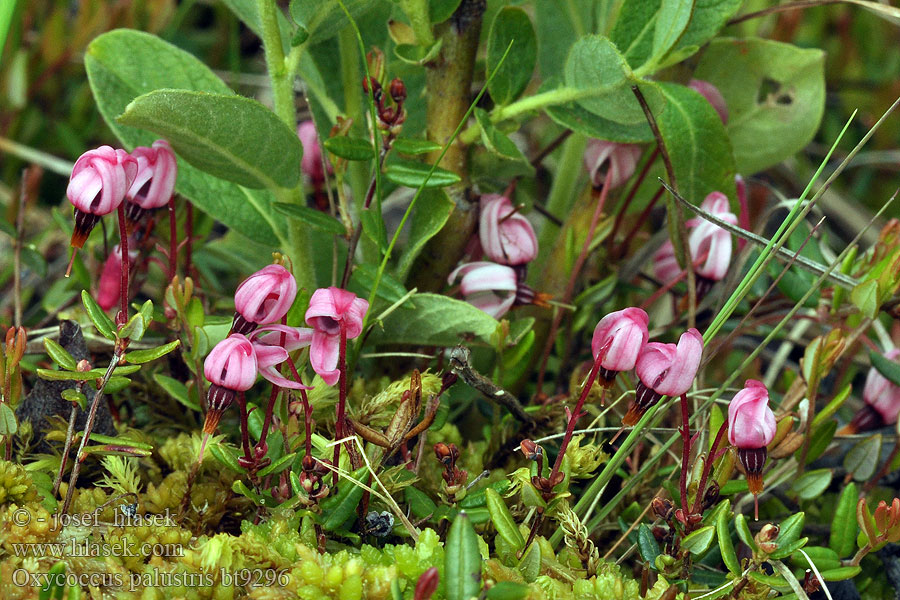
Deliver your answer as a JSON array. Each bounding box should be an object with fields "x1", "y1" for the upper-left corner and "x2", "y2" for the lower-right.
[
  {"x1": 203, "y1": 334, "x2": 258, "y2": 433},
  {"x1": 299, "y1": 120, "x2": 328, "y2": 184},
  {"x1": 67, "y1": 146, "x2": 137, "y2": 248},
  {"x1": 728, "y1": 380, "x2": 776, "y2": 507},
  {"x1": 689, "y1": 79, "x2": 728, "y2": 124},
  {"x1": 124, "y1": 140, "x2": 178, "y2": 222},
  {"x1": 846, "y1": 349, "x2": 900, "y2": 433},
  {"x1": 305, "y1": 287, "x2": 369, "y2": 386},
  {"x1": 687, "y1": 191, "x2": 737, "y2": 282},
  {"x1": 583, "y1": 140, "x2": 643, "y2": 190},
  {"x1": 448, "y1": 262, "x2": 517, "y2": 319},
  {"x1": 728, "y1": 380, "x2": 776, "y2": 449},
  {"x1": 865, "y1": 349, "x2": 900, "y2": 425},
  {"x1": 96, "y1": 244, "x2": 137, "y2": 311},
  {"x1": 591, "y1": 308, "x2": 649, "y2": 382},
  {"x1": 479, "y1": 194, "x2": 538, "y2": 266},
  {"x1": 652, "y1": 191, "x2": 737, "y2": 295},
  {"x1": 232, "y1": 264, "x2": 298, "y2": 334},
  {"x1": 625, "y1": 328, "x2": 703, "y2": 425},
  {"x1": 250, "y1": 325, "x2": 314, "y2": 390}
]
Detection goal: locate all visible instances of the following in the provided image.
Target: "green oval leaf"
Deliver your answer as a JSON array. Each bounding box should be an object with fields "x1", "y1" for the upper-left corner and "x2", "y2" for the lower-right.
[
  {"x1": 818, "y1": 566, "x2": 862, "y2": 581},
  {"x1": 486, "y1": 581, "x2": 529, "y2": 600},
  {"x1": 717, "y1": 504, "x2": 740, "y2": 575},
  {"x1": 393, "y1": 138, "x2": 442, "y2": 155},
  {"x1": 321, "y1": 467, "x2": 368, "y2": 531},
  {"x1": 82, "y1": 290, "x2": 116, "y2": 340},
  {"x1": 37, "y1": 369, "x2": 102, "y2": 382},
  {"x1": 272, "y1": 203, "x2": 347, "y2": 236},
  {"x1": 124, "y1": 340, "x2": 180, "y2": 365},
  {"x1": 257, "y1": 452, "x2": 297, "y2": 478},
  {"x1": 118, "y1": 89, "x2": 302, "y2": 190},
  {"x1": 682, "y1": 525, "x2": 716, "y2": 556},
  {"x1": 60, "y1": 389, "x2": 88, "y2": 410},
  {"x1": 385, "y1": 160, "x2": 461, "y2": 189},
  {"x1": 694, "y1": 38, "x2": 825, "y2": 174},
  {"x1": 43, "y1": 338, "x2": 77, "y2": 370},
  {"x1": 368, "y1": 293, "x2": 499, "y2": 347},
  {"x1": 405, "y1": 486, "x2": 438, "y2": 519},
  {"x1": 638, "y1": 523, "x2": 661, "y2": 564},
  {"x1": 830, "y1": 482, "x2": 859, "y2": 557},
  {"x1": 445, "y1": 512, "x2": 483, "y2": 600},
  {"x1": 792, "y1": 469, "x2": 833, "y2": 500},
  {"x1": 517, "y1": 541, "x2": 541, "y2": 583},
  {"x1": 323, "y1": 136, "x2": 374, "y2": 161},
  {"x1": 777, "y1": 512, "x2": 806, "y2": 547},
  {"x1": 485, "y1": 488, "x2": 525, "y2": 551},
  {"x1": 844, "y1": 435, "x2": 882, "y2": 481},
  {"x1": 0, "y1": 403, "x2": 18, "y2": 436},
  {"x1": 210, "y1": 443, "x2": 244, "y2": 473},
  {"x1": 152, "y1": 373, "x2": 200, "y2": 411},
  {"x1": 486, "y1": 7, "x2": 537, "y2": 105},
  {"x1": 735, "y1": 513, "x2": 756, "y2": 551},
  {"x1": 870, "y1": 350, "x2": 900, "y2": 387}
]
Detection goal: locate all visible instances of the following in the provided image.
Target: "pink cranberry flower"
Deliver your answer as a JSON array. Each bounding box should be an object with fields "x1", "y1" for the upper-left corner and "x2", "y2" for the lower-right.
[
  {"x1": 67, "y1": 146, "x2": 137, "y2": 248},
  {"x1": 864, "y1": 349, "x2": 900, "y2": 425},
  {"x1": 652, "y1": 191, "x2": 738, "y2": 295},
  {"x1": 231, "y1": 264, "x2": 298, "y2": 334},
  {"x1": 846, "y1": 349, "x2": 900, "y2": 433},
  {"x1": 689, "y1": 79, "x2": 728, "y2": 124},
  {"x1": 299, "y1": 120, "x2": 328, "y2": 184},
  {"x1": 625, "y1": 328, "x2": 703, "y2": 425},
  {"x1": 250, "y1": 325, "x2": 314, "y2": 390},
  {"x1": 97, "y1": 244, "x2": 138, "y2": 311},
  {"x1": 583, "y1": 140, "x2": 642, "y2": 190},
  {"x1": 305, "y1": 287, "x2": 369, "y2": 386},
  {"x1": 124, "y1": 140, "x2": 178, "y2": 222},
  {"x1": 687, "y1": 192, "x2": 737, "y2": 282},
  {"x1": 728, "y1": 380, "x2": 776, "y2": 513},
  {"x1": 591, "y1": 308, "x2": 649, "y2": 383},
  {"x1": 479, "y1": 194, "x2": 538, "y2": 266},
  {"x1": 728, "y1": 380, "x2": 776, "y2": 449},
  {"x1": 203, "y1": 334, "x2": 258, "y2": 433},
  {"x1": 448, "y1": 262, "x2": 517, "y2": 319}
]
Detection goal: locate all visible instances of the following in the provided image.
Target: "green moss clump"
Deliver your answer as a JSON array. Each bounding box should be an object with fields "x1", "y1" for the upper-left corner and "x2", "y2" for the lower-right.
[{"x1": 0, "y1": 459, "x2": 39, "y2": 506}]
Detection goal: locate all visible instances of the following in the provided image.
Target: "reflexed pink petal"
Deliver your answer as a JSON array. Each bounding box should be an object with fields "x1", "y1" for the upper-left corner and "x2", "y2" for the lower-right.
[
  {"x1": 234, "y1": 264, "x2": 297, "y2": 325},
  {"x1": 583, "y1": 139, "x2": 643, "y2": 190},
  {"x1": 689, "y1": 79, "x2": 728, "y2": 124},
  {"x1": 636, "y1": 328, "x2": 703, "y2": 397},
  {"x1": 253, "y1": 324, "x2": 314, "y2": 351},
  {"x1": 479, "y1": 194, "x2": 538, "y2": 265},
  {"x1": 310, "y1": 329, "x2": 340, "y2": 386}
]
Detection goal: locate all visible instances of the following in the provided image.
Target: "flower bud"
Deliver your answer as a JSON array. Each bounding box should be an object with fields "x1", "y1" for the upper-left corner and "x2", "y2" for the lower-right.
[
  {"x1": 203, "y1": 334, "x2": 257, "y2": 433},
  {"x1": 852, "y1": 349, "x2": 900, "y2": 430},
  {"x1": 298, "y1": 120, "x2": 330, "y2": 184},
  {"x1": 728, "y1": 380, "x2": 775, "y2": 505},
  {"x1": 414, "y1": 567, "x2": 439, "y2": 600},
  {"x1": 96, "y1": 244, "x2": 138, "y2": 311},
  {"x1": 389, "y1": 78, "x2": 407, "y2": 104}
]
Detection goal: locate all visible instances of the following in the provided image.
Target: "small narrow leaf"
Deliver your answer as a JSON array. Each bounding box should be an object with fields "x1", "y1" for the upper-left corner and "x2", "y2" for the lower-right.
[
  {"x1": 321, "y1": 467, "x2": 368, "y2": 531},
  {"x1": 638, "y1": 524, "x2": 661, "y2": 564},
  {"x1": 256, "y1": 452, "x2": 297, "y2": 477},
  {"x1": 830, "y1": 483, "x2": 859, "y2": 557},
  {"x1": 82, "y1": 290, "x2": 116, "y2": 340},
  {"x1": 870, "y1": 350, "x2": 900, "y2": 387},
  {"x1": 393, "y1": 138, "x2": 442, "y2": 155},
  {"x1": 385, "y1": 160, "x2": 461, "y2": 189},
  {"x1": 124, "y1": 340, "x2": 181, "y2": 364},
  {"x1": 153, "y1": 374, "x2": 200, "y2": 411},
  {"x1": 717, "y1": 505, "x2": 740, "y2": 575},
  {"x1": 844, "y1": 435, "x2": 882, "y2": 481},
  {"x1": 485, "y1": 488, "x2": 525, "y2": 551},
  {"x1": 43, "y1": 338, "x2": 77, "y2": 370},
  {"x1": 272, "y1": 203, "x2": 348, "y2": 236},
  {"x1": 323, "y1": 136, "x2": 374, "y2": 161},
  {"x1": 682, "y1": 525, "x2": 716, "y2": 556},
  {"x1": 0, "y1": 404, "x2": 18, "y2": 436},
  {"x1": 445, "y1": 512, "x2": 482, "y2": 600}
]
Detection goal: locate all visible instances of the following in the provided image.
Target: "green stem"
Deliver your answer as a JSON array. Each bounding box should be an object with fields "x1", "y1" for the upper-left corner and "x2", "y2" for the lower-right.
[
  {"x1": 459, "y1": 88, "x2": 603, "y2": 144},
  {"x1": 399, "y1": 0, "x2": 435, "y2": 46},
  {"x1": 257, "y1": 0, "x2": 316, "y2": 288},
  {"x1": 257, "y1": 0, "x2": 295, "y2": 128}
]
